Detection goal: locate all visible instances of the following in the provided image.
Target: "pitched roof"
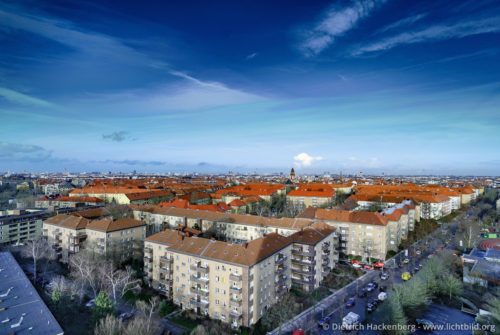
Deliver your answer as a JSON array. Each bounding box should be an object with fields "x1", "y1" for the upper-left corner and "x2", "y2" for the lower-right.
[
  {"x1": 290, "y1": 222, "x2": 336, "y2": 244},
  {"x1": 167, "y1": 232, "x2": 292, "y2": 266},
  {"x1": 44, "y1": 214, "x2": 90, "y2": 229},
  {"x1": 86, "y1": 217, "x2": 145, "y2": 232}
]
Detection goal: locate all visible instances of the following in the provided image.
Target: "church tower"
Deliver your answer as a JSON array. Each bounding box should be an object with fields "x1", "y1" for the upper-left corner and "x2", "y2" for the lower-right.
[{"x1": 290, "y1": 168, "x2": 296, "y2": 183}]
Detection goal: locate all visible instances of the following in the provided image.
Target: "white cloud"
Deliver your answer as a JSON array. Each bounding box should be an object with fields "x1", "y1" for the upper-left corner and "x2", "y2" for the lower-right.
[
  {"x1": 300, "y1": 0, "x2": 386, "y2": 56},
  {"x1": 375, "y1": 13, "x2": 427, "y2": 34},
  {"x1": 246, "y1": 52, "x2": 258, "y2": 60},
  {"x1": 293, "y1": 153, "x2": 324, "y2": 167},
  {"x1": 0, "y1": 7, "x2": 167, "y2": 68},
  {"x1": 354, "y1": 16, "x2": 500, "y2": 55},
  {"x1": 0, "y1": 87, "x2": 56, "y2": 108}
]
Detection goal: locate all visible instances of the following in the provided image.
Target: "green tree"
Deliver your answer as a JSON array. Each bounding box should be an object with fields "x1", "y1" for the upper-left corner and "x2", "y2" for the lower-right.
[
  {"x1": 383, "y1": 294, "x2": 409, "y2": 335},
  {"x1": 439, "y1": 274, "x2": 462, "y2": 300},
  {"x1": 395, "y1": 278, "x2": 429, "y2": 319},
  {"x1": 92, "y1": 291, "x2": 115, "y2": 325},
  {"x1": 51, "y1": 288, "x2": 61, "y2": 306}
]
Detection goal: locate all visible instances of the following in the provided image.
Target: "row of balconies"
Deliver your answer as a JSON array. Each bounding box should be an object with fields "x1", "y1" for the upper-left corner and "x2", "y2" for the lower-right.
[{"x1": 291, "y1": 248, "x2": 315, "y2": 256}]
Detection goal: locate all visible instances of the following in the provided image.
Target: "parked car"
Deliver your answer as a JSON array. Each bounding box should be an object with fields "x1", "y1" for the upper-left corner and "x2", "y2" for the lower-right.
[
  {"x1": 371, "y1": 281, "x2": 379, "y2": 289},
  {"x1": 352, "y1": 263, "x2": 362, "y2": 268},
  {"x1": 403, "y1": 258, "x2": 410, "y2": 264},
  {"x1": 366, "y1": 302, "x2": 376, "y2": 313},
  {"x1": 345, "y1": 297, "x2": 356, "y2": 308},
  {"x1": 363, "y1": 264, "x2": 374, "y2": 270},
  {"x1": 402, "y1": 272, "x2": 411, "y2": 281},
  {"x1": 293, "y1": 329, "x2": 305, "y2": 335},
  {"x1": 317, "y1": 316, "x2": 330, "y2": 329},
  {"x1": 358, "y1": 289, "x2": 367, "y2": 298},
  {"x1": 380, "y1": 273, "x2": 389, "y2": 280},
  {"x1": 368, "y1": 298, "x2": 379, "y2": 307},
  {"x1": 379, "y1": 285, "x2": 387, "y2": 292},
  {"x1": 377, "y1": 292, "x2": 388, "y2": 302},
  {"x1": 416, "y1": 249, "x2": 421, "y2": 255},
  {"x1": 373, "y1": 261, "x2": 385, "y2": 268},
  {"x1": 366, "y1": 283, "x2": 375, "y2": 292}
]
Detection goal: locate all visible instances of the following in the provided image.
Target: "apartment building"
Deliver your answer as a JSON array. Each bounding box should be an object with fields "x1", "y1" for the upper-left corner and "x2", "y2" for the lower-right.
[
  {"x1": 86, "y1": 217, "x2": 146, "y2": 259},
  {"x1": 0, "y1": 209, "x2": 47, "y2": 245},
  {"x1": 70, "y1": 187, "x2": 172, "y2": 204},
  {"x1": 132, "y1": 205, "x2": 314, "y2": 242},
  {"x1": 144, "y1": 224, "x2": 338, "y2": 328},
  {"x1": 299, "y1": 208, "x2": 399, "y2": 260},
  {"x1": 287, "y1": 185, "x2": 335, "y2": 209},
  {"x1": 36, "y1": 195, "x2": 104, "y2": 209},
  {"x1": 289, "y1": 222, "x2": 339, "y2": 291},
  {"x1": 43, "y1": 214, "x2": 90, "y2": 260}
]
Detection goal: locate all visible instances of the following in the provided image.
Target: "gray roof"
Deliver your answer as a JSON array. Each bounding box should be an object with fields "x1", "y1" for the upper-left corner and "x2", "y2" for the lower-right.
[
  {"x1": 0, "y1": 252, "x2": 64, "y2": 335},
  {"x1": 470, "y1": 258, "x2": 500, "y2": 283},
  {"x1": 485, "y1": 248, "x2": 500, "y2": 262}
]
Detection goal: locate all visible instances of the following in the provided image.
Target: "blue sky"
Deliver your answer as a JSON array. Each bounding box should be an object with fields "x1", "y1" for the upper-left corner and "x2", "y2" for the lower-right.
[{"x1": 1, "y1": 0, "x2": 499, "y2": 175}]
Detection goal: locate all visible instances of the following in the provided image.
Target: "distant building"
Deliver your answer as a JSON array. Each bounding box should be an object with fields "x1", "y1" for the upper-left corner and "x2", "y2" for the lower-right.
[
  {"x1": 0, "y1": 209, "x2": 47, "y2": 245},
  {"x1": 0, "y1": 252, "x2": 64, "y2": 335}
]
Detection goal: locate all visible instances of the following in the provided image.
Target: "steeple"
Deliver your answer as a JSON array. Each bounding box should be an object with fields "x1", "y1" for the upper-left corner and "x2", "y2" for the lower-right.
[{"x1": 290, "y1": 168, "x2": 296, "y2": 183}]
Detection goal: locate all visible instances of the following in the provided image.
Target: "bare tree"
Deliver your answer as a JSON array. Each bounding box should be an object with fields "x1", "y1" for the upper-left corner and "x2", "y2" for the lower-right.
[
  {"x1": 125, "y1": 296, "x2": 162, "y2": 335},
  {"x1": 22, "y1": 236, "x2": 55, "y2": 282},
  {"x1": 99, "y1": 262, "x2": 140, "y2": 302},
  {"x1": 69, "y1": 250, "x2": 103, "y2": 299},
  {"x1": 94, "y1": 314, "x2": 124, "y2": 335}
]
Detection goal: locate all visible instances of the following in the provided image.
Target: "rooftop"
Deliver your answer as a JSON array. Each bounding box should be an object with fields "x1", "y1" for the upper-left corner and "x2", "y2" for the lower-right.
[{"x1": 0, "y1": 252, "x2": 64, "y2": 335}]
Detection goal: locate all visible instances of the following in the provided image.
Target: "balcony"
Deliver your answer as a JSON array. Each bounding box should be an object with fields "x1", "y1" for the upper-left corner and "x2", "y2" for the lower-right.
[
  {"x1": 291, "y1": 276, "x2": 314, "y2": 285},
  {"x1": 159, "y1": 266, "x2": 170, "y2": 274},
  {"x1": 276, "y1": 285, "x2": 287, "y2": 296},
  {"x1": 190, "y1": 263, "x2": 209, "y2": 274},
  {"x1": 227, "y1": 272, "x2": 242, "y2": 281},
  {"x1": 275, "y1": 265, "x2": 287, "y2": 275},
  {"x1": 230, "y1": 297, "x2": 242, "y2": 307},
  {"x1": 322, "y1": 242, "x2": 330, "y2": 249},
  {"x1": 275, "y1": 255, "x2": 287, "y2": 265},
  {"x1": 190, "y1": 287, "x2": 209, "y2": 296},
  {"x1": 191, "y1": 275, "x2": 209, "y2": 284},
  {"x1": 229, "y1": 310, "x2": 242, "y2": 319},
  {"x1": 159, "y1": 276, "x2": 172, "y2": 284},
  {"x1": 275, "y1": 275, "x2": 287, "y2": 285},
  {"x1": 291, "y1": 258, "x2": 315, "y2": 266},
  {"x1": 291, "y1": 266, "x2": 312, "y2": 275},
  {"x1": 160, "y1": 255, "x2": 172, "y2": 263},
  {"x1": 144, "y1": 247, "x2": 153, "y2": 254},
  {"x1": 230, "y1": 286, "x2": 242, "y2": 294},
  {"x1": 292, "y1": 248, "x2": 314, "y2": 257},
  {"x1": 190, "y1": 298, "x2": 209, "y2": 308},
  {"x1": 144, "y1": 255, "x2": 153, "y2": 263}
]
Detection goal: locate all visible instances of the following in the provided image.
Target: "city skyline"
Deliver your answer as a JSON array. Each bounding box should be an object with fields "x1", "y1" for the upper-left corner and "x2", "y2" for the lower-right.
[{"x1": 1, "y1": 0, "x2": 500, "y2": 175}]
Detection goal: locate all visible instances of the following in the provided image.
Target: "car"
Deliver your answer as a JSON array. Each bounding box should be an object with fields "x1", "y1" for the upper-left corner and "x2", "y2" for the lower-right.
[
  {"x1": 403, "y1": 258, "x2": 410, "y2": 264},
  {"x1": 371, "y1": 281, "x2": 379, "y2": 289},
  {"x1": 416, "y1": 319, "x2": 435, "y2": 330},
  {"x1": 415, "y1": 250, "x2": 421, "y2": 255},
  {"x1": 368, "y1": 298, "x2": 379, "y2": 307},
  {"x1": 119, "y1": 312, "x2": 134, "y2": 321},
  {"x1": 366, "y1": 283, "x2": 375, "y2": 292},
  {"x1": 345, "y1": 298, "x2": 356, "y2": 308},
  {"x1": 363, "y1": 265, "x2": 374, "y2": 270},
  {"x1": 350, "y1": 259, "x2": 361, "y2": 264},
  {"x1": 380, "y1": 273, "x2": 389, "y2": 280},
  {"x1": 317, "y1": 316, "x2": 330, "y2": 329},
  {"x1": 377, "y1": 292, "x2": 388, "y2": 302},
  {"x1": 358, "y1": 289, "x2": 367, "y2": 298},
  {"x1": 293, "y1": 329, "x2": 305, "y2": 335},
  {"x1": 373, "y1": 261, "x2": 385, "y2": 268},
  {"x1": 85, "y1": 299, "x2": 95, "y2": 308},
  {"x1": 379, "y1": 285, "x2": 387, "y2": 292},
  {"x1": 366, "y1": 302, "x2": 375, "y2": 313},
  {"x1": 415, "y1": 264, "x2": 421, "y2": 272},
  {"x1": 401, "y1": 272, "x2": 411, "y2": 281},
  {"x1": 352, "y1": 263, "x2": 362, "y2": 268}
]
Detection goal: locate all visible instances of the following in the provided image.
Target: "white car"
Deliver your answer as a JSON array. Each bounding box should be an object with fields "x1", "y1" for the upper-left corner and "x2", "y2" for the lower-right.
[
  {"x1": 85, "y1": 299, "x2": 95, "y2": 307},
  {"x1": 352, "y1": 263, "x2": 362, "y2": 268}
]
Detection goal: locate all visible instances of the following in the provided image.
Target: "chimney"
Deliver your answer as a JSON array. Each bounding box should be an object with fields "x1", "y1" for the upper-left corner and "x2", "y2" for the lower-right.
[{"x1": 243, "y1": 242, "x2": 248, "y2": 249}]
